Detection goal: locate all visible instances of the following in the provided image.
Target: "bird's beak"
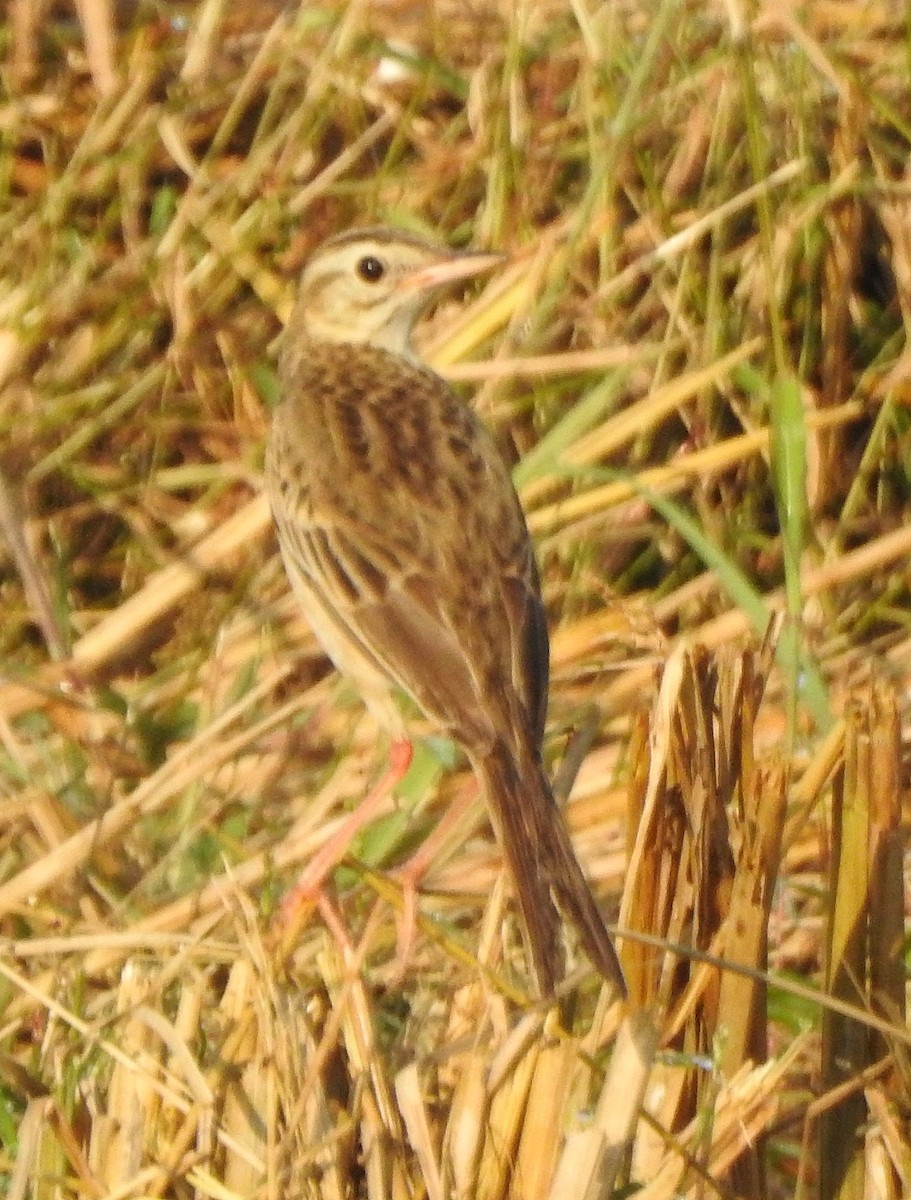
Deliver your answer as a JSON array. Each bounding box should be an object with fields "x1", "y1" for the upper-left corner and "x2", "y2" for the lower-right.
[{"x1": 400, "y1": 249, "x2": 503, "y2": 294}]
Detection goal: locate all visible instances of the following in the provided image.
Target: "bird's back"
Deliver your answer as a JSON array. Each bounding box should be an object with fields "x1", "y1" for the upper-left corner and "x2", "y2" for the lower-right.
[{"x1": 268, "y1": 338, "x2": 549, "y2": 756}]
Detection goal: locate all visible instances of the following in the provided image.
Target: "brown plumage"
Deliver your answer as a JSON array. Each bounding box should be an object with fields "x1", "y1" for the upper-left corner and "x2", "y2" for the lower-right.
[{"x1": 266, "y1": 226, "x2": 626, "y2": 999}]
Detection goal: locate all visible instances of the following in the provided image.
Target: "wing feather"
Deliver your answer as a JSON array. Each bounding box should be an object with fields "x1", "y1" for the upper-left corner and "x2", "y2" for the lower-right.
[{"x1": 269, "y1": 342, "x2": 549, "y2": 753}]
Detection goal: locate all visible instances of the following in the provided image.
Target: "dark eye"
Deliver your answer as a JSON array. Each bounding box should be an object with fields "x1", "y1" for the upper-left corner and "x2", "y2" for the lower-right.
[{"x1": 356, "y1": 255, "x2": 385, "y2": 282}]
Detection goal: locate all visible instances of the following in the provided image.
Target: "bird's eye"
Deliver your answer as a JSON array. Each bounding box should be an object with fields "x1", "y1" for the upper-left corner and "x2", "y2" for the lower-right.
[{"x1": 356, "y1": 255, "x2": 385, "y2": 283}]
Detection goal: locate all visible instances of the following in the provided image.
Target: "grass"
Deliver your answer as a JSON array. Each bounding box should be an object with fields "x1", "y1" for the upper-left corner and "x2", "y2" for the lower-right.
[{"x1": 1, "y1": 1, "x2": 910, "y2": 1197}]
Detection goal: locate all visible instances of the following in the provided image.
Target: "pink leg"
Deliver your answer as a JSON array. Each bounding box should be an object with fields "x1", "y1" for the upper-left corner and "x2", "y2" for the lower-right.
[
  {"x1": 279, "y1": 739, "x2": 413, "y2": 926},
  {"x1": 392, "y1": 784, "x2": 480, "y2": 969}
]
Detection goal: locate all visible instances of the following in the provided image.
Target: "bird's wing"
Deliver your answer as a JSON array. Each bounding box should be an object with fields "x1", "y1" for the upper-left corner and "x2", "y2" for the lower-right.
[
  {"x1": 270, "y1": 346, "x2": 549, "y2": 751},
  {"x1": 277, "y1": 494, "x2": 540, "y2": 753},
  {"x1": 273, "y1": 502, "x2": 493, "y2": 744}
]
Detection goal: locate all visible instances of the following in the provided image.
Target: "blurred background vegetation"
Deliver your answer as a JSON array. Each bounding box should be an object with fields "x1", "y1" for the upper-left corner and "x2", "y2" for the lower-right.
[{"x1": 1, "y1": 2, "x2": 909, "y2": 1197}]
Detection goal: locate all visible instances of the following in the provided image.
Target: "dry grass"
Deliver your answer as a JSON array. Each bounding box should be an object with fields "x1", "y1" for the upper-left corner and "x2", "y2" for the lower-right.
[{"x1": 1, "y1": 1, "x2": 910, "y2": 1197}]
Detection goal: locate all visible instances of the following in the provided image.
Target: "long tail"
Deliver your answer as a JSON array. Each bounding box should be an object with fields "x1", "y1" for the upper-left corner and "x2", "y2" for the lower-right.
[{"x1": 474, "y1": 739, "x2": 627, "y2": 1000}]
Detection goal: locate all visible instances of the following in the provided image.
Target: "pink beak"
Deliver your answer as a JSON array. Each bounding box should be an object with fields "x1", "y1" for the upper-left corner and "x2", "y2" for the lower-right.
[{"x1": 400, "y1": 249, "x2": 503, "y2": 293}]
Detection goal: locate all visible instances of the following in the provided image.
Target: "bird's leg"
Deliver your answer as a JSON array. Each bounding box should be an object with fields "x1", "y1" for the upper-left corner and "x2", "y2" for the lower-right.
[
  {"x1": 279, "y1": 738, "x2": 414, "y2": 926},
  {"x1": 391, "y1": 781, "x2": 481, "y2": 969}
]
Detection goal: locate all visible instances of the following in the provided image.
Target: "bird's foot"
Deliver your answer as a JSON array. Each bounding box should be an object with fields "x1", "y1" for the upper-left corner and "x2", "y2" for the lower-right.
[
  {"x1": 274, "y1": 739, "x2": 414, "y2": 946},
  {"x1": 385, "y1": 783, "x2": 480, "y2": 975}
]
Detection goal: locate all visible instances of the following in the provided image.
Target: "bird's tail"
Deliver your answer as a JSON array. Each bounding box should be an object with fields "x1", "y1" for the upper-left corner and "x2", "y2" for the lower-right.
[{"x1": 475, "y1": 739, "x2": 627, "y2": 1000}]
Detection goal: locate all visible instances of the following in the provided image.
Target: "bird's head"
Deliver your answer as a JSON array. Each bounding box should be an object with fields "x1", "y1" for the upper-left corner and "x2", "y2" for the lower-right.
[{"x1": 288, "y1": 227, "x2": 501, "y2": 358}]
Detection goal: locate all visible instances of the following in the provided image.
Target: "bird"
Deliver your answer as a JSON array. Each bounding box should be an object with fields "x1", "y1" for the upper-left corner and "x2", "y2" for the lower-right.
[{"x1": 266, "y1": 225, "x2": 626, "y2": 1000}]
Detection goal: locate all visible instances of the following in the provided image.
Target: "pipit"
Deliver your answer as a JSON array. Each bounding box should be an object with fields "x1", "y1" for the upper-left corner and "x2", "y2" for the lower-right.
[{"x1": 266, "y1": 226, "x2": 626, "y2": 999}]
